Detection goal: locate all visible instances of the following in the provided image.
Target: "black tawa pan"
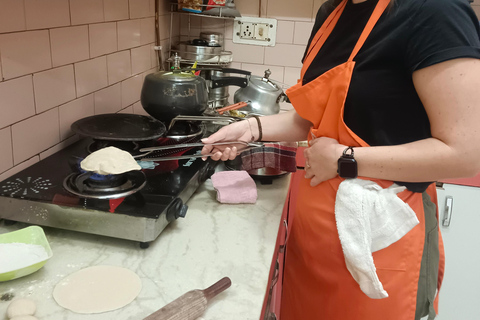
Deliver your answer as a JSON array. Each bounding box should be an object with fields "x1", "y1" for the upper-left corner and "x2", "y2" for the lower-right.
[{"x1": 71, "y1": 114, "x2": 167, "y2": 141}]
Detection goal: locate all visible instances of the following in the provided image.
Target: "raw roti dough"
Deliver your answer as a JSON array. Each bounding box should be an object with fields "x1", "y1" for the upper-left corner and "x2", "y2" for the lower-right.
[
  {"x1": 7, "y1": 298, "x2": 37, "y2": 318},
  {"x1": 80, "y1": 146, "x2": 141, "y2": 175},
  {"x1": 53, "y1": 265, "x2": 142, "y2": 314}
]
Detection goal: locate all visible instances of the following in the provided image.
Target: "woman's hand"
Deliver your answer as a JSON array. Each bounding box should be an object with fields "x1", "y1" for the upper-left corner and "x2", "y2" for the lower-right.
[
  {"x1": 201, "y1": 119, "x2": 254, "y2": 161},
  {"x1": 304, "y1": 137, "x2": 345, "y2": 187}
]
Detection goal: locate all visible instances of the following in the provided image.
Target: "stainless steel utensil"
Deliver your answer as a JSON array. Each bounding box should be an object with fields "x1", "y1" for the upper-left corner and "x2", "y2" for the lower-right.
[{"x1": 136, "y1": 141, "x2": 264, "y2": 161}]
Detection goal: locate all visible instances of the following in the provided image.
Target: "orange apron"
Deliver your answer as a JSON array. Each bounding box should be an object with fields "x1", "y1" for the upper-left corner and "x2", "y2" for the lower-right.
[{"x1": 280, "y1": 0, "x2": 445, "y2": 319}]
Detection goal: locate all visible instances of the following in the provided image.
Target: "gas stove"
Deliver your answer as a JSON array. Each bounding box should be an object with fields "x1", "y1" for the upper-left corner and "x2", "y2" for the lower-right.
[{"x1": 0, "y1": 138, "x2": 217, "y2": 248}]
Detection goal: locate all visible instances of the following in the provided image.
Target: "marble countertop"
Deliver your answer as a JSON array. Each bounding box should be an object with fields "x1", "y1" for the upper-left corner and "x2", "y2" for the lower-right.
[{"x1": 0, "y1": 174, "x2": 290, "y2": 320}]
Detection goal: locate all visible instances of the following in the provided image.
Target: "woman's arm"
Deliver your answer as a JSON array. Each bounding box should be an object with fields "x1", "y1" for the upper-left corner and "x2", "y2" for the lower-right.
[
  {"x1": 201, "y1": 109, "x2": 312, "y2": 161},
  {"x1": 305, "y1": 58, "x2": 480, "y2": 186}
]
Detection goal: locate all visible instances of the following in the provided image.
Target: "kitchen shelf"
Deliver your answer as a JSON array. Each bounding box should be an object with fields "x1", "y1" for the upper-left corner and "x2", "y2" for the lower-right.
[
  {"x1": 168, "y1": 50, "x2": 233, "y2": 67},
  {"x1": 170, "y1": 3, "x2": 240, "y2": 20}
]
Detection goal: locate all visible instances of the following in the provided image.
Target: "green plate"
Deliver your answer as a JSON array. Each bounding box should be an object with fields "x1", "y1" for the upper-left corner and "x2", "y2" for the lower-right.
[{"x1": 0, "y1": 226, "x2": 53, "y2": 282}]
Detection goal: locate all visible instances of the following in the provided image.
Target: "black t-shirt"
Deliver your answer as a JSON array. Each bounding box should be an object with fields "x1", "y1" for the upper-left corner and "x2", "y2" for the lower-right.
[{"x1": 302, "y1": 0, "x2": 480, "y2": 192}]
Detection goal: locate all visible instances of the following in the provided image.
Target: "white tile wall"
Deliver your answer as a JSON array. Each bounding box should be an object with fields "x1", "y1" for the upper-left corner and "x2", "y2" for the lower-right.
[
  {"x1": 118, "y1": 20, "x2": 142, "y2": 50},
  {"x1": 121, "y1": 74, "x2": 143, "y2": 108},
  {"x1": 74, "y1": 57, "x2": 109, "y2": 97},
  {"x1": 0, "y1": 76, "x2": 35, "y2": 128},
  {"x1": 129, "y1": 0, "x2": 153, "y2": 19},
  {"x1": 25, "y1": 0, "x2": 70, "y2": 30},
  {"x1": 50, "y1": 26, "x2": 90, "y2": 67},
  {"x1": 0, "y1": 0, "x2": 26, "y2": 33},
  {"x1": 33, "y1": 65, "x2": 76, "y2": 113},
  {"x1": 94, "y1": 83, "x2": 122, "y2": 114},
  {"x1": 104, "y1": 0, "x2": 129, "y2": 22},
  {"x1": 12, "y1": 108, "x2": 60, "y2": 164},
  {"x1": 132, "y1": 44, "x2": 154, "y2": 75},
  {"x1": 0, "y1": 127, "x2": 13, "y2": 173},
  {"x1": 0, "y1": 30, "x2": 52, "y2": 80},
  {"x1": 70, "y1": 0, "x2": 104, "y2": 25},
  {"x1": 107, "y1": 51, "x2": 132, "y2": 85},
  {"x1": 294, "y1": 22, "x2": 315, "y2": 45},
  {"x1": 58, "y1": 95, "x2": 95, "y2": 140},
  {"x1": 89, "y1": 22, "x2": 118, "y2": 58},
  {"x1": 0, "y1": 0, "x2": 160, "y2": 178}
]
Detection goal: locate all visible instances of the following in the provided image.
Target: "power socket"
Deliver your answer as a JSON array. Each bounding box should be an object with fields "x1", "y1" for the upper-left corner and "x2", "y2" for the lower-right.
[
  {"x1": 233, "y1": 17, "x2": 277, "y2": 46},
  {"x1": 240, "y1": 22, "x2": 254, "y2": 39}
]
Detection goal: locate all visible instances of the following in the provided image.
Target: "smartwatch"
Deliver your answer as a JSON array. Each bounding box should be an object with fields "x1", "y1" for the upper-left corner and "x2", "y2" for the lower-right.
[{"x1": 337, "y1": 147, "x2": 357, "y2": 179}]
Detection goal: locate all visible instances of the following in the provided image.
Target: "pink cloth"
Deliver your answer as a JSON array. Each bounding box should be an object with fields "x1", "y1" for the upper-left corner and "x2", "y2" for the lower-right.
[{"x1": 211, "y1": 171, "x2": 257, "y2": 204}]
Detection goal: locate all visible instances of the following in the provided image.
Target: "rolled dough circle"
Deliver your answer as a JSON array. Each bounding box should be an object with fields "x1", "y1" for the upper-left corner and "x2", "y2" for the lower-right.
[{"x1": 53, "y1": 265, "x2": 142, "y2": 314}]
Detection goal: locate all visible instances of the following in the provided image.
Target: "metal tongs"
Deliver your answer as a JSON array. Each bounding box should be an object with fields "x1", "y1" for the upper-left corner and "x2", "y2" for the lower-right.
[{"x1": 136, "y1": 141, "x2": 264, "y2": 162}]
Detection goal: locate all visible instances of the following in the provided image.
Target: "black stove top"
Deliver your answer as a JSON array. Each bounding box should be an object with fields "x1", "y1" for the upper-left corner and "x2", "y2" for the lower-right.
[{"x1": 0, "y1": 138, "x2": 217, "y2": 245}]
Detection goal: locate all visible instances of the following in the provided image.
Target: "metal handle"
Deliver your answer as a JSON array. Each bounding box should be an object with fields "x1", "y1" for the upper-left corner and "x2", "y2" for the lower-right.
[
  {"x1": 168, "y1": 115, "x2": 242, "y2": 131},
  {"x1": 139, "y1": 141, "x2": 263, "y2": 153},
  {"x1": 442, "y1": 196, "x2": 454, "y2": 227}
]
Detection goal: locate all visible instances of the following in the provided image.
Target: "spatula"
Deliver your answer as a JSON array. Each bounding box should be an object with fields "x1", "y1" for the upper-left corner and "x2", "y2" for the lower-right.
[{"x1": 143, "y1": 277, "x2": 232, "y2": 320}]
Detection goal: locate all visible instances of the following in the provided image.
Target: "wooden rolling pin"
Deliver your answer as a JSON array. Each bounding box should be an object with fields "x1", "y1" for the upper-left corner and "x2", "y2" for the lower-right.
[{"x1": 143, "y1": 277, "x2": 232, "y2": 320}]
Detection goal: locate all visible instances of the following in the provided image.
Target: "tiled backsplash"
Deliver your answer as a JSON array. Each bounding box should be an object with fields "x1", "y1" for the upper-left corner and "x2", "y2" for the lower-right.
[
  {"x1": 173, "y1": 0, "x2": 327, "y2": 113},
  {"x1": 0, "y1": 0, "x2": 173, "y2": 180},
  {"x1": 1, "y1": 0, "x2": 478, "y2": 181}
]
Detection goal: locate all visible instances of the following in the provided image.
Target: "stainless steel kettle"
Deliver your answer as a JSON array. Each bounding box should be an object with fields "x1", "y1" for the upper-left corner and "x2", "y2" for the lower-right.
[{"x1": 233, "y1": 69, "x2": 286, "y2": 115}]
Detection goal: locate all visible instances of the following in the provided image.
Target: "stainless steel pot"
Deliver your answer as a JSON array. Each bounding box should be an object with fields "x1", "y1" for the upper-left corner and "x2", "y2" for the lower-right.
[
  {"x1": 200, "y1": 32, "x2": 223, "y2": 47},
  {"x1": 176, "y1": 39, "x2": 222, "y2": 62},
  {"x1": 233, "y1": 69, "x2": 287, "y2": 115}
]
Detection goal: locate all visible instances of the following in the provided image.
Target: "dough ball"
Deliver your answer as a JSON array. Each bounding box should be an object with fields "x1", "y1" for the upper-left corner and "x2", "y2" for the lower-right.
[
  {"x1": 7, "y1": 298, "x2": 36, "y2": 318},
  {"x1": 53, "y1": 265, "x2": 142, "y2": 314},
  {"x1": 80, "y1": 146, "x2": 141, "y2": 175},
  {"x1": 10, "y1": 316, "x2": 38, "y2": 320}
]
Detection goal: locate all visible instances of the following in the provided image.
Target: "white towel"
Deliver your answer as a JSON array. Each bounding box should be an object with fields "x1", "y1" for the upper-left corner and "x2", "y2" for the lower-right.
[{"x1": 335, "y1": 179, "x2": 420, "y2": 299}]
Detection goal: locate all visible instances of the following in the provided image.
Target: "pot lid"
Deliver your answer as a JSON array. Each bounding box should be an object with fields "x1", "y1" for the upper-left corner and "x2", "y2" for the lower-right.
[
  {"x1": 153, "y1": 52, "x2": 199, "y2": 82},
  {"x1": 155, "y1": 70, "x2": 198, "y2": 82},
  {"x1": 250, "y1": 69, "x2": 281, "y2": 92}
]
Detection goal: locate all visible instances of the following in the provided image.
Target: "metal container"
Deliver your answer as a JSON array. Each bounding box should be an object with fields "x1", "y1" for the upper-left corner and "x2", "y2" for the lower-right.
[
  {"x1": 234, "y1": 69, "x2": 286, "y2": 115},
  {"x1": 176, "y1": 40, "x2": 223, "y2": 62},
  {"x1": 200, "y1": 32, "x2": 223, "y2": 47}
]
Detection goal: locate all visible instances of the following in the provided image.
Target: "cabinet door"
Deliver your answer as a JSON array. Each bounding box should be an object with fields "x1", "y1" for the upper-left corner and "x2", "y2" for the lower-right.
[{"x1": 435, "y1": 183, "x2": 480, "y2": 319}]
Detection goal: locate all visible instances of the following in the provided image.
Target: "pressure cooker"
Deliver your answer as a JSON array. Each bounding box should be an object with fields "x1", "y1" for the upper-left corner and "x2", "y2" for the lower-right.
[{"x1": 140, "y1": 54, "x2": 250, "y2": 122}]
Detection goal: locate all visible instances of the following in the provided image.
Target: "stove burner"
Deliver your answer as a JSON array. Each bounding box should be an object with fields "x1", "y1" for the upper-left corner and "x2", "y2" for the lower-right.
[
  {"x1": 63, "y1": 171, "x2": 146, "y2": 199},
  {"x1": 1, "y1": 177, "x2": 52, "y2": 197}
]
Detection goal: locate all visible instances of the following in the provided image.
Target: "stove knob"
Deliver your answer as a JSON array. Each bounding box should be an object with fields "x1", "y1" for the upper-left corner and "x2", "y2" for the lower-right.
[
  {"x1": 166, "y1": 198, "x2": 188, "y2": 221},
  {"x1": 199, "y1": 161, "x2": 217, "y2": 183}
]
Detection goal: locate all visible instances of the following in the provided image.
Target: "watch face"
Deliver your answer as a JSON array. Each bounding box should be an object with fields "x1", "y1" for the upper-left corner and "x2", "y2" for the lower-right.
[{"x1": 338, "y1": 158, "x2": 357, "y2": 178}]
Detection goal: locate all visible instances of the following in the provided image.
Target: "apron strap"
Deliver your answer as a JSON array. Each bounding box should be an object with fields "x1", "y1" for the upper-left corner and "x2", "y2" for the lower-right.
[
  {"x1": 300, "y1": 0, "x2": 391, "y2": 81},
  {"x1": 348, "y1": 0, "x2": 390, "y2": 62},
  {"x1": 300, "y1": 0, "x2": 348, "y2": 80}
]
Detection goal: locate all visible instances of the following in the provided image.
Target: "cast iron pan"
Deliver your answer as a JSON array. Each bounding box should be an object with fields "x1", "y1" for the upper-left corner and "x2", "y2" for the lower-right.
[{"x1": 71, "y1": 114, "x2": 167, "y2": 141}]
